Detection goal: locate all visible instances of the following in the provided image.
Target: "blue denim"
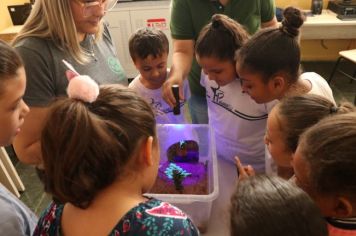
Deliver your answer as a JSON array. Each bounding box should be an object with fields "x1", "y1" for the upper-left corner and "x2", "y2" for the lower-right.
[{"x1": 188, "y1": 95, "x2": 209, "y2": 124}]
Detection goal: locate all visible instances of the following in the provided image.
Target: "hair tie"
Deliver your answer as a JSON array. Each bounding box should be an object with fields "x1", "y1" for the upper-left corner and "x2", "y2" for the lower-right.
[
  {"x1": 280, "y1": 22, "x2": 299, "y2": 38},
  {"x1": 212, "y1": 19, "x2": 220, "y2": 29},
  {"x1": 67, "y1": 75, "x2": 99, "y2": 103},
  {"x1": 63, "y1": 59, "x2": 99, "y2": 103},
  {"x1": 330, "y1": 106, "x2": 338, "y2": 114}
]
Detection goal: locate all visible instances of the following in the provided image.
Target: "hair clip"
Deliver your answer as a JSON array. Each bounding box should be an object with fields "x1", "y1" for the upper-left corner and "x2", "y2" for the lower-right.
[{"x1": 63, "y1": 59, "x2": 99, "y2": 103}]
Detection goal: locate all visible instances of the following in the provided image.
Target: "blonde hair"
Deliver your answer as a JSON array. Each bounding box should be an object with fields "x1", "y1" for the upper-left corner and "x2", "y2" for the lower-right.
[{"x1": 12, "y1": 0, "x2": 103, "y2": 64}]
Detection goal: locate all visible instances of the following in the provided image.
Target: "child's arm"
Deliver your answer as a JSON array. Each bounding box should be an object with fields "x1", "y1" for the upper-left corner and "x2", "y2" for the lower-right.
[{"x1": 235, "y1": 156, "x2": 255, "y2": 181}]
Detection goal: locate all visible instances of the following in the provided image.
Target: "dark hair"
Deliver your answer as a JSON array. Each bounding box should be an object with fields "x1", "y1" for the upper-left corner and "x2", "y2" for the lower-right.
[
  {"x1": 230, "y1": 175, "x2": 327, "y2": 236},
  {"x1": 129, "y1": 27, "x2": 169, "y2": 61},
  {"x1": 298, "y1": 113, "x2": 356, "y2": 198},
  {"x1": 276, "y1": 94, "x2": 355, "y2": 153},
  {"x1": 41, "y1": 85, "x2": 156, "y2": 208},
  {"x1": 236, "y1": 7, "x2": 305, "y2": 83},
  {"x1": 196, "y1": 14, "x2": 249, "y2": 61},
  {"x1": 0, "y1": 40, "x2": 23, "y2": 95}
]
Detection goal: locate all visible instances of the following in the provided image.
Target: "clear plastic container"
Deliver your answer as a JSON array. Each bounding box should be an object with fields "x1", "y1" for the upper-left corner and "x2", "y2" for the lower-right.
[{"x1": 146, "y1": 124, "x2": 219, "y2": 233}]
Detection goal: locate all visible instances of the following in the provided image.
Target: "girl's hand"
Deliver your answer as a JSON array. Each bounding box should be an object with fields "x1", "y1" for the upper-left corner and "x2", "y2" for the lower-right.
[{"x1": 235, "y1": 156, "x2": 255, "y2": 181}]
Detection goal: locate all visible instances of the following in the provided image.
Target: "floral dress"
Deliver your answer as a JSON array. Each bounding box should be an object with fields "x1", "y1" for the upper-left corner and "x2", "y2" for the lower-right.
[{"x1": 33, "y1": 198, "x2": 199, "y2": 236}]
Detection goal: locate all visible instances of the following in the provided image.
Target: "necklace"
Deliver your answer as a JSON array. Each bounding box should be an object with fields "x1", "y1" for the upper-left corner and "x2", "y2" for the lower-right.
[{"x1": 83, "y1": 35, "x2": 98, "y2": 62}]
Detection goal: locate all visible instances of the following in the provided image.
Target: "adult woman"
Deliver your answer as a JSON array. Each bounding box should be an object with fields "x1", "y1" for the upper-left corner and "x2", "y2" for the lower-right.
[{"x1": 12, "y1": 0, "x2": 127, "y2": 166}]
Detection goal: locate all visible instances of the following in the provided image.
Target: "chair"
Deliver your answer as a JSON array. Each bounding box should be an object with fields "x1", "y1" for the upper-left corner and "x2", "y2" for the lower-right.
[
  {"x1": 328, "y1": 49, "x2": 356, "y2": 104},
  {"x1": 0, "y1": 147, "x2": 25, "y2": 197}
]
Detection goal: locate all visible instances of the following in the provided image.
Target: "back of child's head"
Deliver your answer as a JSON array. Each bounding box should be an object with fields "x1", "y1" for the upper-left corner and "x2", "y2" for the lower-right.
[
  {"x1": 129, "y1": 27, "x2": 169, "y2": 62},
  {"x1": 0, "y1": 40, "x2": 23, "y2": 94},
  {"x1": 41, "y1": 85, "x2": 156, "y2": 208},
  {"x1": 298, "y1": 112, "x2": 356, "y2": 200},
  {"x1": 236, "y1": 6, "x2": 304, "y2": 84},
  {"x1": 276, "y1": 94, "x2": 355, "y2": 153},
  {"x1": 230, "y1": 175, "x2": 327, "y2": 236},
  {"x1": 196, "y1": 14, "x2": 249, "y2": 61}
]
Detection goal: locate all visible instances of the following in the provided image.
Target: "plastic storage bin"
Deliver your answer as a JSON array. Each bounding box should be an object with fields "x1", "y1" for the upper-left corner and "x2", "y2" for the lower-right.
[{"x1": 146, "y1": 124, "x2": 219, "y2": 233}]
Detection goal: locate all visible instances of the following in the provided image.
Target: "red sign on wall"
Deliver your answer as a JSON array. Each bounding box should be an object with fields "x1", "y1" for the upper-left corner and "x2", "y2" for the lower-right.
[{"x1": 147, "y1": 18, "x2": 167, "y2": 30}]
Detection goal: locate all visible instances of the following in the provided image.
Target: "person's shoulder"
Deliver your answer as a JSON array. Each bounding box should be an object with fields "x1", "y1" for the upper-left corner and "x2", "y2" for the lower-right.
[
  {"x1": 301, "y1": 72, "x2": 330, "y2": 86},
  {"x1": 34, "y1": 202, "x2": 64, "y2": 235},
  {"x1": 0, "y1": 184, "x2": 36, "y2": 217},
  {"x1": 15, "y1": 36, "x2": 50, "y2": 49},
  {"x1": 14, "y1": 37, "x2": 54, "y2": 59},
  {"x1": 0, "y1": 184, "x2": 24, "y2": 214},
  {"x1": 302, "y1": 72, "x2": 335, "y2": 103},
  {"x1": 300, "y1": 72, "x2": 324, "y2": 80},
  {"x1": 142, "y1": 199, "x2": 199, "y2": 234},
  {"x1": 0, "y1": 184, "x2": 38, "y2": 236},
  {"x1": 38, "y1": 201, "x2": 64, "y2": 220},
  {"x1": 128, "y1": 74, "x2": 142, "y2": 89}
]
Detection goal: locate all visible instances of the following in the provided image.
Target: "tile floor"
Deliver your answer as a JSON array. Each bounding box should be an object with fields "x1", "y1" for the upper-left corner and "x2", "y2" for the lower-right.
[{"x1": 9, "y1": 61, "x2": 356, "y2": 216}]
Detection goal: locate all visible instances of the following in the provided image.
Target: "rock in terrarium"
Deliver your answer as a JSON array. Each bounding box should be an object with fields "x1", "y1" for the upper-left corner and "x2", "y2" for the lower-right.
[{"x1": 167, "y1": 140, "x2": 199, "y2": 163}]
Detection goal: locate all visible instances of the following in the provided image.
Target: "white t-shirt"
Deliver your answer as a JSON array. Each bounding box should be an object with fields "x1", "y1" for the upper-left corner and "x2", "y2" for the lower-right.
[
  {"x1": 129, "y1": 70, "x2": 190, "y2": 124},
  {"x1": 201, "y1": 73, "x2": 276, "y2": 172},
  {"x1": 301, "y1": 72, "x2": 336, "y2": 104},
  {"x1": 265, "y1": 72, "x2": 336, "y2": 175}
]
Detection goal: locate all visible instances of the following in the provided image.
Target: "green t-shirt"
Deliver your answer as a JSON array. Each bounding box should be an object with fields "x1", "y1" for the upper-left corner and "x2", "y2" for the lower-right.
[{"x1": 170, "y1": 0, "x2": 276, "y2": 97}]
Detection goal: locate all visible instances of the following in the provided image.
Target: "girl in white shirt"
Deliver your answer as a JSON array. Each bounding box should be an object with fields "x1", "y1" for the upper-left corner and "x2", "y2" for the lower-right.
[{"x1": 196, "y1": 14, "x2": 276, "y2": 172}]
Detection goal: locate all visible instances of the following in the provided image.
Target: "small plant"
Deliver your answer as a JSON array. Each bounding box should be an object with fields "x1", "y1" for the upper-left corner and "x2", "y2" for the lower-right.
[
  {"x1": 164, "y1": 163, "x2": 190, "y2": 193},
  {"x1": 172, "y1": 170, "x2": 185, "y2": 193}
]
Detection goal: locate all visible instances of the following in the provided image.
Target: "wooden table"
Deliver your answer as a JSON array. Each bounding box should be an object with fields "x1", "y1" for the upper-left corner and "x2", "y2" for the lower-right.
[
  {"x1": 301, "y1": 10, "x2": 356, "y2": 40},
  {"x1": 0, "y1": 25, "x2": 22, "y2": 43}
]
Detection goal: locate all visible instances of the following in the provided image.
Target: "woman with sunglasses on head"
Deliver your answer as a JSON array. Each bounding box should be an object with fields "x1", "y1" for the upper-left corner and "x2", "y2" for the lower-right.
[{"x1": 12, "y1": 0, "x2": 127, "y2": 167}]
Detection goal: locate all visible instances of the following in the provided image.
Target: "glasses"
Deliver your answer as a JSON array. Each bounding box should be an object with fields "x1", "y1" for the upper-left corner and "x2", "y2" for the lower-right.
[{"x1": 75, "y1": 0, "x2": 117, "y2": 17}]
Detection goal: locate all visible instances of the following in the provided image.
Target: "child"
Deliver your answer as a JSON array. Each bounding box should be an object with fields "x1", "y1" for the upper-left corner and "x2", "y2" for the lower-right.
[
  {"x1": 235, "y1": 6, "x2": 335, "y2": 174},
  {"x1": 294, "y1": 113, "x2": 356, "y2": 235},
  {"x1": 236, "y1": 6, "x2": 335, "y2": 105},
  {"x1": 128, "y1": 28, "x2": 190, "y2": 124},
  {"x1": 195, "y1": 14, "x2": 276, "y2": 172},
  {"x1": 0, "y1": 40, "x2": 37, "y2": 235},
  {"x1": 230, "y1": 175, "x2": 327, "y2": 236},
  {"x1": 265, "y1": 94, "x2": 355, "y2": 178},
  {"x1": 34, "y1": 77, "x2": 199, "y2": 235}
]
